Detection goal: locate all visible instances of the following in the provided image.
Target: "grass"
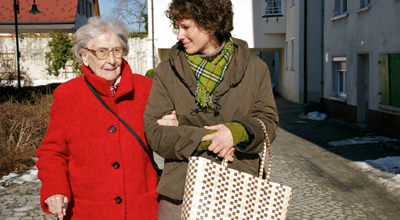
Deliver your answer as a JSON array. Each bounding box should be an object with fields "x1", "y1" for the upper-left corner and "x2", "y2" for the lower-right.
[{"x1": 0, "y1": 85, "x2": 58, "y2": 176}]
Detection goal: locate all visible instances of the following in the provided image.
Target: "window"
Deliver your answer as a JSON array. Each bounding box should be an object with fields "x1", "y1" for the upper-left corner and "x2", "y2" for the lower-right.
[
  {"x1": 86, "y1": 1, "x2": 92, "y2": 18},
  {"x1": 285, "y1": 41, "x2": 288, "y2": 70},
  {"x1": 263, "y1": 0, "x2": 282, "y2": 17},
  {"x1": 290, "y1": 39, "x2": 295, "y2": 70},
  {"x1": 360, "y1": 0, "x2": 370, "y2": 8},
  {"x1": 78, "y1": 0, "x2": 85, "y2": 15},
  {"x1": 333, "y1": 57, "x2": 347, "y2": 99},
  {"x1": 334, "y1": 0, "x2": 347, "y2": 16},
  {"x1": 380, "y1": 54, "x2": 400, "y2": 107},
  {"x1": 291, "y1": 0, "x2": 295, "y2": 7}
]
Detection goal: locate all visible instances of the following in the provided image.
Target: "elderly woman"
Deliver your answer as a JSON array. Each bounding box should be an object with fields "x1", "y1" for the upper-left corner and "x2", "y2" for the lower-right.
[
  {"x1": 143, "y1": 0, "x2": 279, "y2": 219},
  {"x1": 36, "y1": 17, "x2": 158, "y2": 219}
]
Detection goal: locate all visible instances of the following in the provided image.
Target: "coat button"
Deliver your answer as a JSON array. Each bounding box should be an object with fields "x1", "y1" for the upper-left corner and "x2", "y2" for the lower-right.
[
  {"x1": 113, "y1": 162, "x2": 120, "y2": 169},
  {"x1": 115, "y1": 197, "x2": 122, "y2": 204},
  {"x1": 109, "y1": 126, "x2": 116, "y2": 133}
]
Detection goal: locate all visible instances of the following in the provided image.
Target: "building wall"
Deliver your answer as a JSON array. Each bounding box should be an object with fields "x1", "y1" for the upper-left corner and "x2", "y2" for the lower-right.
[
  {"x1": 323, "y1": 0, "x2": 400, "y2": 134},
  {"x1": 280, "y1": 0, "x2": 302, "y2": 103},
  {"x1": 0, "y1": 36, "x2": 150, "y2": 86}
]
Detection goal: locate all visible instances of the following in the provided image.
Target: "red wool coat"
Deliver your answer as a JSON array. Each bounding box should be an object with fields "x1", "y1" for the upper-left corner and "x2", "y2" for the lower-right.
[{"x1": 36, "y1": 60, "x2": 158, "y2": 219}]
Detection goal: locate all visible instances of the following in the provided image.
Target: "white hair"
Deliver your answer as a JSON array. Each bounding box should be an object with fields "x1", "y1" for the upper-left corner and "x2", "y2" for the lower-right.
[{"x1": 73, "y1": 16, "x2": 129, "y2": 60}]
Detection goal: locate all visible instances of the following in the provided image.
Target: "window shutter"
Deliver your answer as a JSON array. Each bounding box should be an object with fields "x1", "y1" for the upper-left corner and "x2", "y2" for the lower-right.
[
  {"x1": 389, "y1": 54, "x2": 400, "y2": 107},
  {"x1": 380, "y1": 54, "x2": 390, "y2": 105}
]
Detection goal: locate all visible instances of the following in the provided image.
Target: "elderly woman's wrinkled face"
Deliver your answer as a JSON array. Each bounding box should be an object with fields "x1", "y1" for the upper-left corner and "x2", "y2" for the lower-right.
[
  {"x1": 82, "y1": 32, "x2": 123, "y2": 85},
  {"x1": 176, "y1": 19, "x2": 216, "y2": 55}
]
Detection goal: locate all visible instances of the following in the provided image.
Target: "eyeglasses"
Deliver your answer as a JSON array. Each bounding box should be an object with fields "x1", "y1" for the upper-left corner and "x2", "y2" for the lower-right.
[{"x1": 84, "y1": 47, "x2": 124, "y2": 60}]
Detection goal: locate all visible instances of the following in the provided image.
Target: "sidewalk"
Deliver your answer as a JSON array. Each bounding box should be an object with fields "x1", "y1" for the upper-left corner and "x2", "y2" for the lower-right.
[
  {"x1": 1, "y1": 95, "x2": 400, "y2": 219},
  {"x1": 273, "y1": 95, "x2": 400, "y2": 219}
]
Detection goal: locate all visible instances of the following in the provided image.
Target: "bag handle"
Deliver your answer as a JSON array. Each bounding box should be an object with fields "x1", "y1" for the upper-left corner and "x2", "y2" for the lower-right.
[
  {"x1": 221, "y1": 118, "x2": 271, "y2": 182},
  {"x1": 84, "y1": 78, "x2": 162, "y2": 177}
]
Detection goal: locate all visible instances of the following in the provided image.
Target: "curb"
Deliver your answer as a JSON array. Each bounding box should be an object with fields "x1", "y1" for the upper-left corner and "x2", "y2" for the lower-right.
[{"x1": 380, "y1": 141, "x2": 400, "y2": 154}]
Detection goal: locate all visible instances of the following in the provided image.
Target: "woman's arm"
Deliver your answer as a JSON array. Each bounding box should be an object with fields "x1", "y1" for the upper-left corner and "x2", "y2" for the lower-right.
[
  {"x1": 144, "y1": 66, "x2": 208, "y2": 161},
  {"x1": 232, "y1": 60, "x2": 279, "y2": 154},
  {"x1": 36, "y1": 89, "x2": 71, "y2": 214}
]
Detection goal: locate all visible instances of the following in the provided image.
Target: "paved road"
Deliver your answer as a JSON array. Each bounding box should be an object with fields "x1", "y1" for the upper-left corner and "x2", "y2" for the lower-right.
[{"x1": 1, "y1": 95, "x2": 400, "y2": 219}]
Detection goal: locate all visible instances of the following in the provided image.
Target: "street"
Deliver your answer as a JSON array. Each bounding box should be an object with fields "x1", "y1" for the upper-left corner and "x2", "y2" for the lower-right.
[{"x1": 1, "y1": 95, "x2": 400, "y2": 219}]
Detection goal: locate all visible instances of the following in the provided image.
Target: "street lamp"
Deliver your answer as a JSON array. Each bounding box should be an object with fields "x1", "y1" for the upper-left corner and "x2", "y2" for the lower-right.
[{"x1": 13, "y1": 0, "x2": 42, "y2": 89}]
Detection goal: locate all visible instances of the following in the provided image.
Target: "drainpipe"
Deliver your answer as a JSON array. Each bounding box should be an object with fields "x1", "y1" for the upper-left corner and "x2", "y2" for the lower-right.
[
  {"x1": 151, "y1": 0, "x2": 155, "y2": 69},
  {"x1": 303, "y1": 0, "x2": 308, "y2": 103},
  {"x1": 320, "y1": 0, "x2": 324, "y2": 101}
]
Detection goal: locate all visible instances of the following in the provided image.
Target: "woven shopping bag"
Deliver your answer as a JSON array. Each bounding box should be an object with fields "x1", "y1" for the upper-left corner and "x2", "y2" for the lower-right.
[{"x1": 181, "y1": 119, "x2": 293, "y2": 220}]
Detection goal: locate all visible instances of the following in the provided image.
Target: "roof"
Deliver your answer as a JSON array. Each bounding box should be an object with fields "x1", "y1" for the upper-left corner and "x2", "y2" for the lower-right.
[{"x1": 0, "y1": 0, "x2": 78, "y2": 24}]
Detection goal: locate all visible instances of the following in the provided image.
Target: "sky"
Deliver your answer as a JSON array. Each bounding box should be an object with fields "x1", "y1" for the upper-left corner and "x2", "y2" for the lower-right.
[{"x1": 98, "y1": 0, "x2": 137, "y2": 32}]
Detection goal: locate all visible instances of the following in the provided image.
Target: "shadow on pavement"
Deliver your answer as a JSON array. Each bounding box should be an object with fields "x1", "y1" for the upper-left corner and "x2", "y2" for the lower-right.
[{"x1": 274, "y1": 95, "x2": 400, "y2": 162}]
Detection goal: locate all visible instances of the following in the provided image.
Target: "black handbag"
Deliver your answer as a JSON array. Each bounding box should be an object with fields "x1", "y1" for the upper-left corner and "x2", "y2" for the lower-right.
[{"x1": 85, "y1": 78, "x2": 162, "y2": 181}]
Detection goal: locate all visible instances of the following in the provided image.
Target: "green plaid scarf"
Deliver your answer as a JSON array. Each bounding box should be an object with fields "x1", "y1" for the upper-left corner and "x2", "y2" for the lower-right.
[{"x1": 185, "y1": 37, "x2": 234, "y2": 108}]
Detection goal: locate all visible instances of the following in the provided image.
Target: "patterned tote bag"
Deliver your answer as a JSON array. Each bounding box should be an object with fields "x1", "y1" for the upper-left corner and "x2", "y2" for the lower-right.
[{"x1": 181, "y1": 119, "x2": 294, "y2": 220}]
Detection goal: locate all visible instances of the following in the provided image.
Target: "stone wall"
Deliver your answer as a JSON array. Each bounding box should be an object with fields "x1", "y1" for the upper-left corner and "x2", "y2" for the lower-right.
[{"x1": 0, "y1": 36, "x2": 151, "y2": 86}]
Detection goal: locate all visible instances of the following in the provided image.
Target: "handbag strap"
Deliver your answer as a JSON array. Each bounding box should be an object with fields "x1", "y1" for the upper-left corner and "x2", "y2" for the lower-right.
[
  {"x1": 221, "y1": 118, "x2": 271, "y2": 182},
  {"x1": 84, "y1": 78, "x2": 162, "y2": 177}
]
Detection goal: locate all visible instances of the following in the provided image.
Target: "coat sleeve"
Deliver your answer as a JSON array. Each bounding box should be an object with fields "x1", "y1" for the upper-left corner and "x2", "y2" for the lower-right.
[
  {"x1": 235, "y1": 58, "x2": 279, "y2": 155},
  {"x1": 143, "y1": 64, "x2": 207, "y2": 161},
  {"x1": 36, "y1": 88, "x2": 71, "y2": 213}
]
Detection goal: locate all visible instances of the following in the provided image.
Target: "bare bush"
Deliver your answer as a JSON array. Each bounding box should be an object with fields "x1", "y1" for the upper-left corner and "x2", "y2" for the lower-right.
[{"x1": 0, "y1": 92, "x2": 52, "y2": 174}]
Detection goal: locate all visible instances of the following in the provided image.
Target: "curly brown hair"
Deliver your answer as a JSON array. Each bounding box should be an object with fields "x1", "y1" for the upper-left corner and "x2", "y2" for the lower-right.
[{"x1": 165, "y1": 0, "x2": 234, "y2": 40}]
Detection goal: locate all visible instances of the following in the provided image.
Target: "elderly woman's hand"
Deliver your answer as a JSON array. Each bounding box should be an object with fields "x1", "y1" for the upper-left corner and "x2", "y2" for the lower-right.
[
  {"x1": 201, "y1": 124, "x2": 235, "y2": 162},
  {"x1": 44, "y1": 194, "x2": 68, "y2": 219},
  {"x1": 157, "y1": 111, "x2": 178, "y2": 126}
]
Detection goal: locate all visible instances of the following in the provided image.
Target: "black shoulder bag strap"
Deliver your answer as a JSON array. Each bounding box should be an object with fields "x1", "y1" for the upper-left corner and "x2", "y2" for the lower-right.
[{"x1": 84, "y1": 78, "x2": 162, "y2": 178}]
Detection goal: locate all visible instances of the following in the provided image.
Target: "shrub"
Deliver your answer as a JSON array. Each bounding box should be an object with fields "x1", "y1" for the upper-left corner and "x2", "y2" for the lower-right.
[
  {"x1": 129, "y1": 32, "x2": 148, "y2": 39},
  {"x1": 0, "y1": 85, "x2": 58, "y2": 174},
  {"x1": 145, "y1": 68, "x2": 155, "y2": 79}
]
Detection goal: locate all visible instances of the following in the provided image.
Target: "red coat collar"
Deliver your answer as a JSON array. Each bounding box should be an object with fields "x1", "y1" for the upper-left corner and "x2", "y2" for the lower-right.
[{"x1": 82, "y1": 59, "x2": 134, "y2": 99}]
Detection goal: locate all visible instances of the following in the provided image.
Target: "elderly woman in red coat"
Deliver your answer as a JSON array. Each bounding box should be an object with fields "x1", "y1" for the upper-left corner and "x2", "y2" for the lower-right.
[{"x1": 36, "y1": 17, "x2": 159, "y2": 219}]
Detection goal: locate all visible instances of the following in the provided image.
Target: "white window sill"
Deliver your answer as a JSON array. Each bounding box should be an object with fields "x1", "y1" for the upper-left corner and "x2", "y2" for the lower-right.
[
  {"x1": 331, "y1": 12, "x2": 349, "y2": 21},
  {"x1": 330, "y1": 96, "x2": 347, "y2": 103},
  {"x1": 378, "y1": 104, "x2": 400, "y2": 112},
  {"x1": 356, "y1": 6, "x2": 370, "y2": 13}
]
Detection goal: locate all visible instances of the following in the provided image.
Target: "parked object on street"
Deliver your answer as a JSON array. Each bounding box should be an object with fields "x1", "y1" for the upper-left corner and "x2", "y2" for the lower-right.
[{"x1": 35, "y1": 17, "x2": 158, "y2": 220}]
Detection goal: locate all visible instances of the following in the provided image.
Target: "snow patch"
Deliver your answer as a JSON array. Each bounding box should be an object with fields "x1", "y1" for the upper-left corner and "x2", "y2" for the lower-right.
[
  {"x1": 328, "y1": 136, "x2": 399, "y2": 146},
  {"x1": 299, "y1": 111, "x2": 328, "y2": 121},
  {"x1": 350, "y1": 157, "x2": 400, "y2": 197}
]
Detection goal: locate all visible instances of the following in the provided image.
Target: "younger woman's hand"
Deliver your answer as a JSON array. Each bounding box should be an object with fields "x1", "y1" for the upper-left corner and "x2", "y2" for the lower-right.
[{"x1": 201, "y1": 124, "x2": 235, "y2": 161}]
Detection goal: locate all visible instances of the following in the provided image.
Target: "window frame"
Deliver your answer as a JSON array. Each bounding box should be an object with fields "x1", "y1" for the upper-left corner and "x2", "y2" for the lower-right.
[
  {"x1": 78, "y1": 0, "x2": 85, "y2": 15},
  {"x1": 334, "y1": 0, "x2": 348, "y2": 16},
  {"x1": 333, "y1": 57, "x2": 347, "y2": 99},
  {"x1": 360, "y1": 0, "x2": 370, "y2": 8},
  {"x1": 262, "y1": 0, "x2": 283, "y2": 18},
  {"x1": 290, "y1": 39, "x2": 295, "y2": 71},
  {"x1": 86, "y1": 1, "x2": 92, "y2": 18},
  {"x1": 285, "y1": 41, "x2": 288, "y2": 70}
]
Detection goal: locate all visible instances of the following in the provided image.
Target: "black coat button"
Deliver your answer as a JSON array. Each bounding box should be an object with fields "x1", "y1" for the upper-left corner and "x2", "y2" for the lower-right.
[
  {"x1": 109, "y1": 126, "x2": 116, "y2": 133},
  {"x1": 113, "y1": 162, "x2": 120, "y2": 169},
  {"x1": 115, "y1": 197, "x2": 122, "y2": 204}
]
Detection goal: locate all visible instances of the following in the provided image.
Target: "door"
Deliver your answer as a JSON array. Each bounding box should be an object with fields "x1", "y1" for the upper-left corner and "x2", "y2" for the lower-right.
[{"x1": 357, "y1": 54, "x2": 369, "y2": 123}]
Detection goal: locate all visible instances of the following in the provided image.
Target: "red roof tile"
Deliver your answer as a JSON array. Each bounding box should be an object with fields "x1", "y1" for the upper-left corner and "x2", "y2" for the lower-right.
[{"x1": 0, "y1": 0, "x2": 77, "y2": 23}]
